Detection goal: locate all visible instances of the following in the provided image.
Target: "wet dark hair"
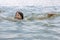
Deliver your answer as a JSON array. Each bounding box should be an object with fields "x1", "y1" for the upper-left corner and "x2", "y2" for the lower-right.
[{"x1": 16, "y1": 11, "x2": 24, "y2": 19}]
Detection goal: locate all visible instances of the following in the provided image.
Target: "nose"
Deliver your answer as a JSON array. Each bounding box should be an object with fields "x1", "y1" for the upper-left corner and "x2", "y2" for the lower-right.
[{"x1": 15, "y1": 16, "x2": 22, "y2": 19}]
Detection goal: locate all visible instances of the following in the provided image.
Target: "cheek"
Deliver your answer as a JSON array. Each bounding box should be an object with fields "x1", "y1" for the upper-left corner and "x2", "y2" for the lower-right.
[
  {"x1": 16, "y1": 15, "x2": 22, "y2": 18},
  {"x1": 19, "y1": 15, "x2": 22, "y2": 18}
]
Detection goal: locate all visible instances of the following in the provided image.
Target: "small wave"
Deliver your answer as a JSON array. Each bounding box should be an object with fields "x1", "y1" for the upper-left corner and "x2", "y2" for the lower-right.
[
  {"x1": 0, "y1": 9, "x2": 6, "y2": 13},
  {"x1": 0, "y1": 16, "x2": 21, "y2": 22}
]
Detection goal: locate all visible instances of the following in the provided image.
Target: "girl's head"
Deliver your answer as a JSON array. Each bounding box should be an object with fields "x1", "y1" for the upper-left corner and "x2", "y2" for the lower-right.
[{"x1": 15, "y1": 11, "x2": 24, "y2": 20}]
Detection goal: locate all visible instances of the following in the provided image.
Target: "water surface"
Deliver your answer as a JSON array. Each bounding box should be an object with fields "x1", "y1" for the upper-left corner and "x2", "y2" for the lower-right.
[{"x1": 0, "y1": 6, "x2": 60, "y2": 40}]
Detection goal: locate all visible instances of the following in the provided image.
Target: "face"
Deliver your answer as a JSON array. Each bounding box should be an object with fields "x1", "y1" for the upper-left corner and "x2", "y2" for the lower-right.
[{"x1": 15, "y1": 12, "x2": 22, "y2": 19}]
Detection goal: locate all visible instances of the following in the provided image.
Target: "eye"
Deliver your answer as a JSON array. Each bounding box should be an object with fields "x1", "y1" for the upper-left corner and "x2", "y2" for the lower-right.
[
  {"x1": 18, "y1": 15, "x2": 20, "y2": 16},
  {"x1": 17, "y1": 14, "x2": 20, "y2": 16}
]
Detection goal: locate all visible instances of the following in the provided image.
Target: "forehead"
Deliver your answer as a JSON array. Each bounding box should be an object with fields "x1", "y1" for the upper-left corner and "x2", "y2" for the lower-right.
[{"x1": 16, "y1": 12, "x2": 20, "y2": 15}]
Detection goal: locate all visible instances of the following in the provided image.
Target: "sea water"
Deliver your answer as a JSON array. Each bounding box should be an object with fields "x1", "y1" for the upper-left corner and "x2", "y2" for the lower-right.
[{"x1": 0, "y1": 6, "x2": 60, "y2": 40}]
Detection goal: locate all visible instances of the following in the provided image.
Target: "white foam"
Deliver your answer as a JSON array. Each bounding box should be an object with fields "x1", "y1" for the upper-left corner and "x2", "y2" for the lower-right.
[{"x1": 0, "y1": 0, "x2": 60, "y2": 6}]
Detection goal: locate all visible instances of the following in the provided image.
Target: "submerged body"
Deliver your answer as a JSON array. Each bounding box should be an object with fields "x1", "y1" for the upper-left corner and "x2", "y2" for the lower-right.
[
  {"x1": 27, "y1": 13, "x2": 59, "y2": 20},
  {"x1": 37, "y1": 13, "x2": 57, "y2": 20},
  {"x1": 38, "y1": 13, "x2": 60, "y2": 20}
]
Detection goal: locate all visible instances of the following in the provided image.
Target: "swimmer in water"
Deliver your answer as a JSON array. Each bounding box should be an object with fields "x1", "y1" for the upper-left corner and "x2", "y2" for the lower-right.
[
  {"x1": 15, "y1": 11, "x2": 24, "y2": 20},
  {"x1": 15, "y1": 12, "x2": 59, "y2": 21}
]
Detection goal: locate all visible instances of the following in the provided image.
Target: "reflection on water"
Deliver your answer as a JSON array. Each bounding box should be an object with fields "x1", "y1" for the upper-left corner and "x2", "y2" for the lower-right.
[{"x1": 0, "y1": 6, "x2": 60, "y2": 40}]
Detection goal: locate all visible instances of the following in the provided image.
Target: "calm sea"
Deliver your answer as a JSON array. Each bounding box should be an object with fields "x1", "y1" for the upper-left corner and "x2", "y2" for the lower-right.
[{"x1": 0, "y1": 6, "x2": 60, "y2": 40}]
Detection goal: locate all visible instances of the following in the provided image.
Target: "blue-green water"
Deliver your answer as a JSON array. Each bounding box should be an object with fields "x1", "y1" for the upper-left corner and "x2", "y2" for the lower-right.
[{"x1": 0, "y1": 6, "x2": 60, "y2": 40}]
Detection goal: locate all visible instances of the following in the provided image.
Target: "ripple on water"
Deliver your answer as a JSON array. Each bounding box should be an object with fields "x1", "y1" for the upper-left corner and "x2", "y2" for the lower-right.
[{"x1": 0, "y1": 6, "x2": 60, "y2": 40}]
